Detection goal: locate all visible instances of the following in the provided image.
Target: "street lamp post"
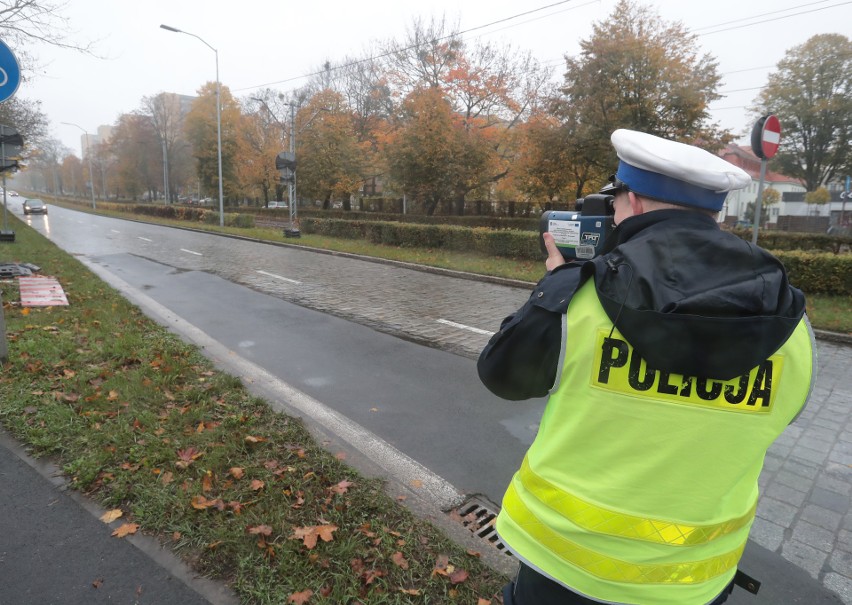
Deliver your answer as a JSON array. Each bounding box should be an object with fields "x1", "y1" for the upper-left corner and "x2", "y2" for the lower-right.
[
  {"x1": 160, "y1": 24, "x2": 224, "y2": 227},
  {"x1": 162, "y1": 137, "x2": 170, "y2": 205},
  {"x1": 61, "y1": 122, "x2": 96, "y2": 209}
]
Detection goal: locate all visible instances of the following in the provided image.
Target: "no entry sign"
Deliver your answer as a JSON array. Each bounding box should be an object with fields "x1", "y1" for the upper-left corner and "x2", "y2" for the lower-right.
[{"x1": 751, "y1": 115, "x2": 781, "y2": 160}]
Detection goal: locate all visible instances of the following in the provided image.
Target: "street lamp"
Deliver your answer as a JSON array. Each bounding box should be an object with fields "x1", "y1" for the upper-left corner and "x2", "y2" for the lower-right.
[
  {"x1": 160, "y1": 24, "x2": 224, "y2": 227},
  {"x1": 61, "y1": 122, "x2": 96, "y2": 209}
]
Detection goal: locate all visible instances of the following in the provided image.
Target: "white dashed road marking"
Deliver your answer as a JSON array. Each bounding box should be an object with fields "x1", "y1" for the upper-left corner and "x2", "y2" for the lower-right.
[
  {"x1": 437, "y1": 318, "x2": 494, "y2": 336},
  {"x1": 256, "y1": 270, "x2": 301, "y2": 285}
]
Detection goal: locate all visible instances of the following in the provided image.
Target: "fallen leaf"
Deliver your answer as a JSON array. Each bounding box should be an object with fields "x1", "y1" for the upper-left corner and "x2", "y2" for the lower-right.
[
  {"x1": 466, "y1": 549, "x2": 482, "y2": 558},
  {"x1": 449, "y1": 568, "x2": 469, "y2": 584},
  {"x1": 245, "y1": 435, "x2": 267, "y2": 444},
  {"x1": 291, "y1": 524, "x2": 338, "y2": 549},
  {"x1": 111, "y1": 523, "x2": 139, "y2": 538},
  {"x1": 190, "y1": 495, "x2": 224, "y2": 510},
  {"x1": 92, "y1": 578, "x2": 103, "y2": 588},
  {"x1": 363, "y1": 568, "x2": 385, "y2": 585},
  {"x1": 250, "y1": 479, "x2": 265, "y2": 491},
  {"x1": 160, "y1": 471, "x2": 174, "y2": 486},
  {"x1": 478, "y1": 599, "x2": 492, "y2": 605},
  {"x1": 329, "y1": 479, "x2": 353, "y2": 495},
  {"x1": 287, "y1": 589, "x2": 313, "y2": 604},
  {"x1": 247, "y1": 524, "x2": 273, "y2": 536},
  {"x1": 335, "y1": 451, "x2": 347, "y2": 460},
  {"x1": 400, "y1": 588, "x2": 421, "y2": 596},
  {"x1": 391, "y1": 551, "x2": 409, "y2": 570},
  {"x1": 432, "y1": 554, "x2": 450, "y2": 577},
  {"x1": 175, "y1": 447, "x2": 202, "y2": 469},
  {"x1": 410, "y1": 479, "x2": 423, "y2": 489},
  {"x1": 228, "y1": 467, "x2": 244, "y2": 479},
  {"x1": 202, "y1": 472, "x2": 214, "y2": 493},
  {"x1": 100, "y1": 509, "x2": 123, "y2": 523}
]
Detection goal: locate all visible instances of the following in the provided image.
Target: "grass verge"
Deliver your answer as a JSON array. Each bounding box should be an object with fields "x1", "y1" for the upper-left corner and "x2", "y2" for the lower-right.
[{"x1": 0, "y1": 221, "x2": 507, "y2": 603}]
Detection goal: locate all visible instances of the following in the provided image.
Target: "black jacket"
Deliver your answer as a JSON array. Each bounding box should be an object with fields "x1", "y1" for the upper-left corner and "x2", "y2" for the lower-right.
[{"x1": 477, "y1": 210, "x2": 807, "y2": 400}]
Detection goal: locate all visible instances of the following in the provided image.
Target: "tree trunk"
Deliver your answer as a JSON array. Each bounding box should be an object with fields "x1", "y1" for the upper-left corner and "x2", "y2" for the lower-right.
[{"x1": 453, "y1": 192, "x2": 465, "y2": 216}]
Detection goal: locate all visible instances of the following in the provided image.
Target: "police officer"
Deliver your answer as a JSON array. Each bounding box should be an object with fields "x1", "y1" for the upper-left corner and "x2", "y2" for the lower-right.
[{"x1": 478, "y1": 129, "x2": 815, "y2": 605}]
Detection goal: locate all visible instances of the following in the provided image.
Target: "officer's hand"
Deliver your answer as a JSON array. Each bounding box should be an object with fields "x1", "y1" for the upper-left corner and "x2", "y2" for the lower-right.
[{"x1": 542, "y1": 232, "x2": 566, "y2": 272}]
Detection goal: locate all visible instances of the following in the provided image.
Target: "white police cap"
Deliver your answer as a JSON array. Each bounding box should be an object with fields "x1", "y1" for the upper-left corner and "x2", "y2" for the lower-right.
[{"x1": 610, "y1": 129, "x2": 751, "y2": 211}]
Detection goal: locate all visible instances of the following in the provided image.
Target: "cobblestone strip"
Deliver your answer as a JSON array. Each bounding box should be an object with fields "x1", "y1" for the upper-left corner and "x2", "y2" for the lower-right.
[{"x1": 754, "y1": 342, "x2": 852, "y2": 604}]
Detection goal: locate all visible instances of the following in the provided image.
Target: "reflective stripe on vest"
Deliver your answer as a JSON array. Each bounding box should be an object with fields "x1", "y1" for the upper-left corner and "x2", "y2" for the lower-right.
[
  {"x1": 503, "y1": 481, "x2": 746, "y2": 584},
  {"x1": 518, "y1": 456, "x2": 756, "y2": 546}
]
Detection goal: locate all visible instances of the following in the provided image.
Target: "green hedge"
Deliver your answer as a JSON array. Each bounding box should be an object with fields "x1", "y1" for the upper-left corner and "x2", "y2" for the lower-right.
[
  {"x1": 732, "y1": 229, "x2": 852, "y2": 254},
  {"x1": 301, "y1": 218, "x2": 540, "y2": 260},
  {"x1": 201, "y1": 211, "x2": 255, "y2": 228},
  {"x1": 774, "y1": 251, "x2": 852, "y2": 296},
  {"x1": 298, "y1": 207, "x2": 541, "y2": 231},
  {"x1": 131, "y1": 204, "x2": 207, "y2": 222},
  {"x1": 301, "y1": 217, "x2": 851, "y2": 295}
]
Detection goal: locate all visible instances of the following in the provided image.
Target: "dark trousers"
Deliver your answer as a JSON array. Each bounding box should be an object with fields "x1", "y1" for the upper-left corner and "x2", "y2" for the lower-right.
[{"x1": 503, "y1": 563, "x2": 734, "y2": 605}]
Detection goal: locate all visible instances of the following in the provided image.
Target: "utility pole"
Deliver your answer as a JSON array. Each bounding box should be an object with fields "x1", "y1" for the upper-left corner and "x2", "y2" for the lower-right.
[
  {"x1": 289, "y1": 102, "x2": 297, "y2": 235},
  {"x1": 162, "y1": 137, "x2": 170, "y2": 204}
]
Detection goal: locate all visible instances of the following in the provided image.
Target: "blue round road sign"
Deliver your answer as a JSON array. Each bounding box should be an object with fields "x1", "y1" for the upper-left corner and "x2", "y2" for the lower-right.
[{"x1": 0, "y1": 40, "x2": 21, "y2": 103}]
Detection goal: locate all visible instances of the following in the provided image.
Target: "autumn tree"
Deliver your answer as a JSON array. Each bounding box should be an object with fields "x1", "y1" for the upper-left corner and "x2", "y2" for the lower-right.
[
  {"x1": 513, "y1": 115, "x2": 580, "y2": 206},
  {"x1": 296, "y1": 90, "x2": 365, "y2": 210},
  {"x1": 387, "y1": 15, "x2": 463, "y2": 94},
  {"x1": 184, "y1": 82, "x2": 242, "y2": 201},
  {"x1": 385, "y1": 17, "x2": 551, "y2": 213},
  {"x1": 332, "y1": 53, "x2": 394, "y2": 194},
  {"x1": 239, "y1": 95, "x2": 287, "y2": 205},
  {"x1": 17, "y1": 136, "x2": 67, "y2": 193},
  {"x1": 0, "y1": 1, "x2": 97, "y2": 164},
  {"x1": 805, "y1": 186, "x2": 831, "y2": 215},
  {"x1": 141, "y1": 93, "x2": 194, "y2": 202},
  {"x1": 0, "y1": 0, "x2": 94, "y2": 61},
  {"x1": 106, "y1": 113, "x2": 160, "y2": 200},
  {"x1": 752, "y1": 34, "x2": 852, "y2": 192},
  {"x1": 557, "y1": 0, "x2": 728, "y2": 181},
  {"x1": 59, "y1": 153, "x2": 82, "y2": 197},
  {"x1": 385, "y1": 87, "x2": 491, "y2": 215}
]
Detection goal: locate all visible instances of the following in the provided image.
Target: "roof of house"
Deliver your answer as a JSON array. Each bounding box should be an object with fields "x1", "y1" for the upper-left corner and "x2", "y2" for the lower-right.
[{"x1": 720, "y1": 145, "x2": 804, "y2": 186}]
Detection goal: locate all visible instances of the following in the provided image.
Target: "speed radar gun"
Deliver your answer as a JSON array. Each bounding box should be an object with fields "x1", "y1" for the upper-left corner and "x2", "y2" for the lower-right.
[{"x1": 539, "y1": 194, "x2": 615, "y2": 260}]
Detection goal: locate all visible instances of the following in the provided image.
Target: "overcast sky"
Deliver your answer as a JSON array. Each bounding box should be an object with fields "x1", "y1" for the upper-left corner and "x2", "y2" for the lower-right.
[{"x1": 14, "y1": 0, "x2": 852, "y2": 154}]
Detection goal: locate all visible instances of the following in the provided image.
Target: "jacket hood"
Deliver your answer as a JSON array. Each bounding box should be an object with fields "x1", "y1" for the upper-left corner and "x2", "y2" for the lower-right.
[{"x1": 584, "y1": 210, "x2": 806, "y2": 380}]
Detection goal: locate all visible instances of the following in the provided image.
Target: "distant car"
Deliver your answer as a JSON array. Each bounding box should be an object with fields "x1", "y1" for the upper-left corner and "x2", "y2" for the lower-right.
[
  {"x1": 267, "y1": 201, "x2": 288, "y2": 209},
  {"x1": 8, "y1": 190, "x2": 19, "y2": 197},
  {"x1": 22, "y1": 199, "x2": 47, "y2": 215}
]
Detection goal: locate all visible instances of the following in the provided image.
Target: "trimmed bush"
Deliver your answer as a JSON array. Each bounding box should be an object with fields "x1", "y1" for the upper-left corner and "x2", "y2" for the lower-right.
[
  {"x1": 301, "y1": 217, "x2": 851, "y2": 295},
  {"x1": 202, "y1": 212, "x2": 255, "y2": 228},
  {"x1": 774, "y1": 250, "x2": 852, "y2": 295},
  {"x1": 730, "y1": 229, "x2": 852, "y2": 254}
]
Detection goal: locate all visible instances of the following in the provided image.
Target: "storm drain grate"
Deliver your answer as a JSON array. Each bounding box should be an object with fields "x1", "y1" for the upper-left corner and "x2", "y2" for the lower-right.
[{"x1": 453, "y1": 497, "x2": 513, "y2": 557}]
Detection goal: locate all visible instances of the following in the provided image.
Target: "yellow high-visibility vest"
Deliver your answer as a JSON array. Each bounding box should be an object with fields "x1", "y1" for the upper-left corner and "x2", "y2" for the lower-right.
[{"x1": 496, "y1": 281, "x2": 814, "y2": 605}]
